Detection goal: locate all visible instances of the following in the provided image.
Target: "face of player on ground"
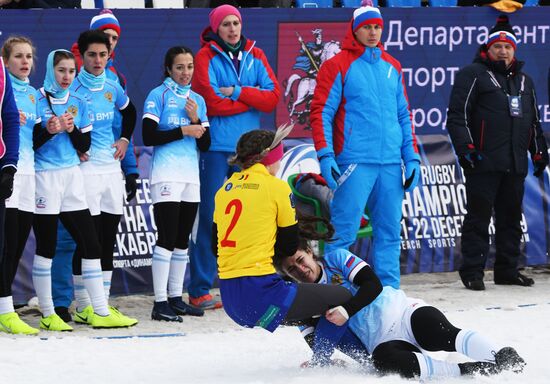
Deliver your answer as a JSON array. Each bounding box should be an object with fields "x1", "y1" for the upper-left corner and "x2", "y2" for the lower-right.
[
  {"x1": 218, "y1": 15, "x2": 241, "y2": 46},
  {"x1": 354, "y1": 24, "x2": 382, "y2": 48},
  {"x1": 55, "y1": 58, "x2": 76, "y2": 89},
  {"x1": 167, "y1": 53, "x2": 194, "y2": 87},
  {"x1": 487, "y1": 42, "x2": 515, "y2": 67},
  {"x1": 6, "y1": 42, "x2": 33, "y2": 80},
  {"x1": 281, "y1": 248, "x2": 321, "y2": 283},
  {"x1": 83, "y1": 43, "x2": 109, "y2": 76},
  {"x1": 103, "y1": 28, "x2": 119, "y2": 53}
]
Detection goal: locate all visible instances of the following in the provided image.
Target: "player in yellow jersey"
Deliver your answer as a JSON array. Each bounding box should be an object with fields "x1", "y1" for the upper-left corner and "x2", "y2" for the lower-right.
[{"x1": 213, "y1": 126, "x2": 372, "y2": 365}]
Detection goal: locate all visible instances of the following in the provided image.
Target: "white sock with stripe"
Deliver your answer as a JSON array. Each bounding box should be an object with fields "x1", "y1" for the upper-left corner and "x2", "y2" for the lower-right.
[
  {"x1": 103, "y1": 270, "x2": 113, "y2": 300},
  {"x1": 32, "y1": 255, "x2": 54, "y2": 317},
  {"x1": 152, "y1": 245, "x2": 172, "y2": 302},
  {"x1": 73, "y1": 275, "x2": 91, "y2": 311},
  {"x1": 0, "y1": 296, "x2": 15, "y2": 315},
  {"x1": 455, "y1": 330, "x2": 499, "y2": 362},
  {"x1": 81, "y1": 259, "x2": 109, "y2": 316},
  {"x1": 168, "y1": 248, "x2": 189, "y2": 299},
  {"x1": 414, "y1": 352, "x2": 461, "y2": 379}
]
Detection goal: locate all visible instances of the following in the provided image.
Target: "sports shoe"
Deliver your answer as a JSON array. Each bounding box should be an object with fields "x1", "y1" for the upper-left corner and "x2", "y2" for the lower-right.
[
  {"x1": 494, "y1": 347, "x2": 526, "y2": 373},
  {"x1": 90, "y1": 309, "x2": 137, "y2": 329},
  {"x1": 495, "y1": 272, "x2": 534, "y2": 287},
  {"x1": 74, "y1": 305, "x2": 94, "y2": 325},
  {"x1": 151, "y1": 301, "x2": 183, "y2": 322},
  {"x1": 189, "y1": 294, "x2": 223, "y2": 310},
  {"x1": 458, "y1": 361, "x2": 499, "y2": 376},
  {"x1": 108, "y1": 306, "x2": 138, "y2": 327},
  {"x1": 0, "y1": 312, "x2": 39, "y2": 335},
  {"x1": 55, "y1": 306, "x2": 72, "y2": 323},
  {"x1": 168, "y1": 297, "x2": 204, "y2": 317},
  {"x1": 40, "y1": 313, "x2": 73, "y2": 332}
]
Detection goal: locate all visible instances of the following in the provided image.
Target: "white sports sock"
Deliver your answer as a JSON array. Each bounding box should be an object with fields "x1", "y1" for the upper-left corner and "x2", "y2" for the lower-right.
[
  {"x1": 32, "y1": 255, "x2": 54, "y2": 317},
  {"x1": 455, "y1": 330, "x2": 500, "y2": 362},
  {"x1": 81, "y1": 259, "x2": 109, "y2": 316},
  {"x1": 168, "y1": 248, "x2": 189, "y2": 299},
  {"x1": 152, "y1": 245, "x2": 172, "y2": 302},
  {"x1": 414, "y1": 352, "x2": 461, "y2": 379},
  {"x1": 103, "y1": 271, "x2": 113, "y2": 300},
  {"x1": 0, "y1": 296, "x2": 15, "y2": 315},
  {"x1": 73, "y1": 275, "x2": 91, "y2": 311}
]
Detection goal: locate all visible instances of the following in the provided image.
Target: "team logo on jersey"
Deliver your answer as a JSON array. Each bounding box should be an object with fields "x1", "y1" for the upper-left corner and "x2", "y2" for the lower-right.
[
  {"x1": 104, "y1": 92, "x2": 113, "y2": 103},
  {"x1": 36, "y1": 197, "x2": 47, "y2": 209},
  {"x1": 225, "y1": 182, "x2": 233, "y2": 191},
  {"x1": 28, "y1": 94, "x2": 36, "y2": 104},
  {"x1": 146, "y1": 101, "x2": 156, "y2": 110},
  {"x1": 345, "y1": 256, "x2": 356, "y2": 268},
  {"x1": 67, "y1": 105, "x2": 78, "y2": 117},
  {"x1": 168, "y1": 98, "x2": 178, "y2": 108},
  {"x1": 160, "y1": 184, "x2": 171, "y2": 196},
  {"x1": 331, "y1": 274, "x2": 343, "y2": 285},
  {"x1": 238, "y1": 174, "x2": 249, "y2": 181}
]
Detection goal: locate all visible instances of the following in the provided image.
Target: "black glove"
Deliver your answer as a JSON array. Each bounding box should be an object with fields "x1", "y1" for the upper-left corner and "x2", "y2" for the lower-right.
[
  {"x1": 458, "y1": 148, "x2": 482, "y2": 170},
  {"x1": 0, "y1": 166, "x2": 16, "y2": 199},
  {"x1": 125, "y1": 173, "x2": 138, "y2": 202},
  {"x1": 532, "y1": 152, "x2": 549, "y2": 178}
]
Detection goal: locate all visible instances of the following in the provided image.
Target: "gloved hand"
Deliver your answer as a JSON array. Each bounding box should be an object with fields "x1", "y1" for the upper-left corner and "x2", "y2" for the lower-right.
[
  {"x1": 404, "y1": 160, "x2": 420, "y2": 192},
  {"x1": 532, "y1": 152, "x2": 549, "y2": 178},
  {"x1": 125, "y1": 173, "x2": 138, "y2": 203},
  {"x1": 0, "y1": 166, "x2": 16, "y2": 199},
  {"x1": 458, "y1": 148, "x2": 482, "y2": 170},
  {"x1": 319, "y1": 155, "x2": 341, "y2": 190}
]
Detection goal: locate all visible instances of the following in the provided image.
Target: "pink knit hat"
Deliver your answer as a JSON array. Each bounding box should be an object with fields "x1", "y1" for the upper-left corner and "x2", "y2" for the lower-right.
[{"x1": 209, "y1": 5, "x2": 242, "y2": 34}]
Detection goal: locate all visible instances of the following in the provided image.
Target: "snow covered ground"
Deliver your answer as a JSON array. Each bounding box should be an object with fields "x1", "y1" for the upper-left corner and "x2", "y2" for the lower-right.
[{"x1": 1, "y1": 268, "x2": 550, "y2": 384}]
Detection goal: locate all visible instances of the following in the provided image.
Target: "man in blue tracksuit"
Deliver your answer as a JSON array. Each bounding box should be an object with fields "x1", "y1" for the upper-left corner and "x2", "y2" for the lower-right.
[{"x1": 310, "y1": 5, "x2": 420, "y2": 289}]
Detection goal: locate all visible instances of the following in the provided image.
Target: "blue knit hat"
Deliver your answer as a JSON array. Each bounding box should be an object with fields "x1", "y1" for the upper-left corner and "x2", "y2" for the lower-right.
[{"x1": 90, "y1": 9, "x2": 121, "y2": 36}]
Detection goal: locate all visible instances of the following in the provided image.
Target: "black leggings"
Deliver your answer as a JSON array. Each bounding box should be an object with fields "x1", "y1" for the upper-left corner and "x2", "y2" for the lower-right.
[
  {"x1": 34, "y1": 210, "x2": 101, "y2": 266},
  {"x1": 371, "y1": 306, "x2": 461, "y2": 378},
  {"x1": 283, "y1": 283, "x2": 352, "y2": 323},
  {"x1": 0, "y1": 209, "x2": 33, "y2": 297},
  {"x1": 153, "y1": 201, "x2": 198, "y2": 251}
]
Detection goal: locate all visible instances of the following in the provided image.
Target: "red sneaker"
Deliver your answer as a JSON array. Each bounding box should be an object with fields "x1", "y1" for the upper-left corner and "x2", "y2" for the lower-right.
[{"x1": 189, "y1": 294, "x2": 223, "y2": 310}]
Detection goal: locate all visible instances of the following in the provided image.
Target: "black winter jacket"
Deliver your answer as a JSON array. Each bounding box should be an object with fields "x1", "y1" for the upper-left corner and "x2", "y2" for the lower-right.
[{"x1": 447, "y1": 46, "x2": 548, "y2": 175}]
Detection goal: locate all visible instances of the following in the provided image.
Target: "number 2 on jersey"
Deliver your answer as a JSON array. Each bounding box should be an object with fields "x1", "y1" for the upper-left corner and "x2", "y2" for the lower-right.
[{"x1": 220, "y1": 199, "x2": 243, "y2": 248}]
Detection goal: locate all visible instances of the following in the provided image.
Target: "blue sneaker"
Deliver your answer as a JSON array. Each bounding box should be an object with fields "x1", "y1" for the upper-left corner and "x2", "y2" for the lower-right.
[
  {"x1": 151, "y1": 301, "x2": 183, "y2": 322},
  {"x1": 168, "y1": 297, "x2": 204, "y2": 317}
]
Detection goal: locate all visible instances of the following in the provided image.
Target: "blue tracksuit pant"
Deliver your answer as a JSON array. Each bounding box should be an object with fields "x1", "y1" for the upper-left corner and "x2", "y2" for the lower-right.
[{"x1": 325, "y1": 163, "x2": 403, "y2": 288}]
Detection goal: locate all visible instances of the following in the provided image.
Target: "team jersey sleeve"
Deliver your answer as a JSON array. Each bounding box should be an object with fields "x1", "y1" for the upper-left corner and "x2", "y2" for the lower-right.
[
  {"x1": 330, "y1": 249, "x2": 369, "y2": 284},
  {"x1": 79, "y1": 99, "x2": 92, "y2": 133},
  {"x1": 273, "y1": 179, "x2": 297, "y2": 228},
  {"x1": 114, "y1": 82, "x2": 130, "y2": 110},
  {"x1": 196, "y1": 95, "x2": 210, "y2": 128},
  {"x1": 143, "y1": 90, "x2": 162, "y2": 124}
]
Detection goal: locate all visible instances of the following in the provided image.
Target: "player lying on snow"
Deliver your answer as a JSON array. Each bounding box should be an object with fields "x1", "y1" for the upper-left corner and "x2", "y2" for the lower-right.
[{"x1": 274, "y1": 221, "x2": 525, "y2": 379}]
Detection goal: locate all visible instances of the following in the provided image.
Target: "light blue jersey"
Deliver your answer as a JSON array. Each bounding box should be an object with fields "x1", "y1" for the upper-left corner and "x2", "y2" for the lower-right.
[
  {"x1": 71, "y1": 77, "x2": 129, "y2": 173},
  {"x1": 319, "y1": 249, "x2": 408, "y2": 353},
  {"x1": 143, "y1": 85, "x2": 209, "y2": 185},
  {"x1": 35, "y1": 88, "x2": 92, "y2": 171},
  {"x1": 13, "y1": 84, "x2": 40, "y2": 175}
]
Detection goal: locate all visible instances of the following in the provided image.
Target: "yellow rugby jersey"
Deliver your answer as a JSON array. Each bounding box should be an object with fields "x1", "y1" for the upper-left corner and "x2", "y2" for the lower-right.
[{"x1": 214, "y1": 163, "x2": 297, "y2": 279}]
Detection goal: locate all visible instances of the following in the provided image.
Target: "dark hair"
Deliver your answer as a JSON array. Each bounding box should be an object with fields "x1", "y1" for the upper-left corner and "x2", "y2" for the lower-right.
[
  {"x1": 53, "y1": 50, "x2": 75, "y2": 67},
  {"x1": 1, "y1": 35, "x2": 36, "y2": 63},
  {"x1": 77, "y1": 29, "x2": 111, "y2": 56},
  {"x1": 228, "y1": 130, "x2": 275, "y2": 169},
  {"x1": 273, "y1": 213, "x2": 334, "y2": 272},
  {"x1": 163, "y1": 46, "x2": 194, "y2": 78}
]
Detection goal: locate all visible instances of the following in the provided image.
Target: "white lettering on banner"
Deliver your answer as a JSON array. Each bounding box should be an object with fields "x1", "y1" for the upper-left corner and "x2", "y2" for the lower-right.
[
  {"x1": 385, "y1": 22, "x2": 546, "y2": 52},
  {"x1": 135, "y1": 179, "x2": 152, "y2": 204},
  {"x1": 412, "y1": 108, "x2": 446, "y2": 130},
  {"x1": 402, "y1": 67, "x2": 459, "y2": 92},
  {"x1": 542, "y1": 105, "x2": 550, "y2": 123}
]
